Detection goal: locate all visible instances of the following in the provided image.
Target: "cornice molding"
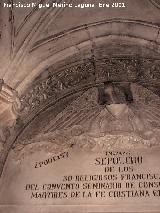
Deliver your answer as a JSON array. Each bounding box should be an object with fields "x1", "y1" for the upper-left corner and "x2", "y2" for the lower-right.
[{"x1": 31, "y1": 19, "x2": 160, "y2": 52}]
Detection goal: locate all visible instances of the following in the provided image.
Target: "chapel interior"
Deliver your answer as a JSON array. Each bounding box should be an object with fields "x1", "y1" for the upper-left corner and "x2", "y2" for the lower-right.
[{"x1": 0, "y1": 0, "x2": 160, "y2": 212}]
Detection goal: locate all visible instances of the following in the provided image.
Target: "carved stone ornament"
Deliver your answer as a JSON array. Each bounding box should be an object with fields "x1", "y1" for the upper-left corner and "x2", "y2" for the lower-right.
[
  {"x1": 13, "y1": 84, "x2": 160, "y2": 161},
  {"x1": 0, "y1": 80, "x2": 21, "y2": 151},
  {"x1": 150, "y1": 0, "x2": 160, "y2": 8},
  {"x1": 20, "y1": 58, "x2": 160, "y2": 118}
]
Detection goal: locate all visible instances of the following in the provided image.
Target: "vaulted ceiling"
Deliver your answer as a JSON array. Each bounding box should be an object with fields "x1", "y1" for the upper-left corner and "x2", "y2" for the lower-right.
[{"x1": 0, "y1": 0, "x2": 160, "y2": 95}]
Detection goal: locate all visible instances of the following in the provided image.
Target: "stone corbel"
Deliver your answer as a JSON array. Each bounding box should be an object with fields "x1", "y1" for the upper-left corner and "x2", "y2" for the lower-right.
[{"x1": 0, "y1": 80, "x2": 21, "y2": 147}]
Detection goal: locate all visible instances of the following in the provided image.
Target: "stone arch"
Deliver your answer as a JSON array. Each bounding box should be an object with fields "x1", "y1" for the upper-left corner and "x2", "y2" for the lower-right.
[
  {"x1": 1, "y1": 19, "x2": 160, "y2": 178},
  {"x1": 4, "y1": 19, "x2": 160, "y2": 94}
]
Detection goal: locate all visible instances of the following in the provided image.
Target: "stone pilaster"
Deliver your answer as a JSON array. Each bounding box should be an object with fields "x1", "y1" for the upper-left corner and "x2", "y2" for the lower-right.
[{"x1": 0, "y1": 80, "x2": 21, "y2": 152}]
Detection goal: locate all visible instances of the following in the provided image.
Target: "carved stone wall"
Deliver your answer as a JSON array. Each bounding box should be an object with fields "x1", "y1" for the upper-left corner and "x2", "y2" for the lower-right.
[
  {"x1": 20, "y1": 57, "x2": 160, "y2": 120},
  {"x1": 1, "y1": 0, "x2": 160, "y2": 179},
  {"x1": 0, "y1": 56, "x2": 160, "y2": 178}
]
